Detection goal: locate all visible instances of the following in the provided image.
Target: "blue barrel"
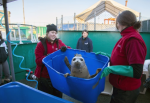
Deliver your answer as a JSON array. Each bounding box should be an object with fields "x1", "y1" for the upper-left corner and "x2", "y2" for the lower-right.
[
  {"x1": 0, "y1": 82, "x2": 72, "y2": 103},
  {"x1": 43, "y1": 49, "x2": 109, "y2": 103}
]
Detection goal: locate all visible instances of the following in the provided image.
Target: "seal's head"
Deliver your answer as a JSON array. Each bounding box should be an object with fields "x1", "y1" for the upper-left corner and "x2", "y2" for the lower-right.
[{"x1": 71, "y1": 54, "x2": 85, "y2": 69}]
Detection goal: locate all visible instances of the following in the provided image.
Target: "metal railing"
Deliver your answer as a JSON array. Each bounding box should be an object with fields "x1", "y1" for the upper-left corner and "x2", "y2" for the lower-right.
[
  {"x1": 0, "y1": 23, "x2": 39, "y2": 43},
  {"x1": 56, "y1": 11, "x2": 150, "y2": 32}
]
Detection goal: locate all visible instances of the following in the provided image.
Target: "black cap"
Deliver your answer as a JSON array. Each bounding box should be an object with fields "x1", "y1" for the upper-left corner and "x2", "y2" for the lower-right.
[{"x1": 46, "y1": 24, "x2": 57, "y2": 33}]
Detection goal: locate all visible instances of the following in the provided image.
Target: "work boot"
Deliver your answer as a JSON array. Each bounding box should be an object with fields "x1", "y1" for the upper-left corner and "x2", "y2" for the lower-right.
[{"x1": 4, "y1": 78, "x2": 10, "y2": 83}]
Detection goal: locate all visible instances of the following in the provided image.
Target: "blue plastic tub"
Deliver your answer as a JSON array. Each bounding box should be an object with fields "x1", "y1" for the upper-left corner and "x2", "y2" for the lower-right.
[
  {"x1": 0, "y1": 82, "x2": 72, "y2": 103},
  {"x1": 43, "y1": 49, "x2": 109, "y2": 103}
]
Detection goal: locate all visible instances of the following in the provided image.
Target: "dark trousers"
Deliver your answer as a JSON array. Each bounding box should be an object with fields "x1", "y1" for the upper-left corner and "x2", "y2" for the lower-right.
[
  {"x1": 38, "y1": 77, "x2": 62, "y2": 98},
  {"x1": 110, "y1": 87, "x2": 140, "y2": 103},
  {"x1": 0, "y1": 60, "x2": 10, "y2": 85}
]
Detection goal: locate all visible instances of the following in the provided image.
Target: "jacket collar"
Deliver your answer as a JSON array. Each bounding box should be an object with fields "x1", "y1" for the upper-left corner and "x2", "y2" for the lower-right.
[
  {"x1": 120, "y1": 26, "x2": 137, "y2": 37},
  {"x1": 82, "y1": 36, "x2": 88, "y2": 40}
]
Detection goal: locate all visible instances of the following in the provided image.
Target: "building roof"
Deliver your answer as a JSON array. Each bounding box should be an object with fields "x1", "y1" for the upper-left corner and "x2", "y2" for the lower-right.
[
  {"x1": 0, "y1": 0, "x2": 17, "y2": 6},
  {"x1": 75, "y1": 0, "x2": 139, "y2": 23}
]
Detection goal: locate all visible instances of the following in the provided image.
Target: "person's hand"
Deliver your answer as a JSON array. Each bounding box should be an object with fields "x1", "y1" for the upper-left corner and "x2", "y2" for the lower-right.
[
  {"x1": 95, "y1": 51, "x2": 111, "y2": 58},
  {"x1": 100, "y1": 67, "x2": 110, "y2": 79},
  {"x1": 61, "y1": 46, "x2": 67, "y2": 52},
  {"x1": 47, "y1": 53, "x2": 50, "y2": 56}
]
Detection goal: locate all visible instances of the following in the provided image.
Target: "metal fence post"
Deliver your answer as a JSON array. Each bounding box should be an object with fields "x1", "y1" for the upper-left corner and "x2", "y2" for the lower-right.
[
  {"x1": 94, "y1": 12, "x2": 96, "y2": 31},
  {"x1": 56, "y1": 17, "x2": 58, "y2": 27},
  {"x1": 42, "y1": 27, "x2": 43, "y2": 36},
  {"x1": 147, "y1": 20, "x2": 149, "y2": 32},
  {"x1": 87, "y1": 22, "x2": 88, "y2": 30},
  {"x1": 36, "y1": 27, "x2": 39, "y2": 42},
  {"x1": 139, "y1": 12, "x2": 141, "y2": 21},
  {"x1": 14, "y1": 30, "x2": 16, "y2": 40},
  {"x1": 39, "y1": 27, "x2": 41, "y2": 36},
  {"x1": 139, "y1": 12, "x2": 142, "y2": 32},
  {"x1": 17, "y1": 24, "x2": 23, "y2": 44},
  {"x1": 61, "y1": 15, "x2": 63, "y2": 30},
  {"x1": 68, "y1": 21, "x2": 69, "y2": 30},
  {"x1": 3, "y1": 0, "x2": 15, "y2": 81},
  {"x1": 74, "y1": 13, "x2": 76, "y2": 30},
  {"x1": 77, "y1": 23, "x2": 78, "y2": 30},
  {"x1": 31, "y1": 25, "x2": 35, "y2": 42}
]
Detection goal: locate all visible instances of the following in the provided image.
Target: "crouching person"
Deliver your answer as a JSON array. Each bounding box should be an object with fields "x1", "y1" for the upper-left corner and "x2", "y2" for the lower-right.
[{"x1": 0, "y1": 31, "x2": 10, "y2": 86}]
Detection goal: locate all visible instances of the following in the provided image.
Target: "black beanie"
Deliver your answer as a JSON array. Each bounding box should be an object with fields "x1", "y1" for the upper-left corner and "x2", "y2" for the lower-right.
[{"x1": 46, "y1": 24, "x2": 57, "y2": 33}]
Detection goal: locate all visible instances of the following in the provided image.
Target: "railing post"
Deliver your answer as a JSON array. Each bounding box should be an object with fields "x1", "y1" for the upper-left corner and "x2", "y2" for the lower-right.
[
  {"x1": 147, "y1": 20, "x2": 149, "y2": 32},
  {"x1": 139, "y1": 12, "x2": 142, "y2": 32},
  {"x1": 139, "y1": 12, "x2": 141, "y2": 21},
  {"x1": 56, "y1": 17, "x2": 58, "y2": 27},
  {"x1": 30, "y1": 25, "x2": 36, "y2": 42},
  {"x1": 94, "y1": 12, "x2": 96, "y2": 31},
  {"x1": 17, "y1": 24, "x2": 23, "y2": 44},
  {"x1": 14, "y1": 30, "x2": 16, "y2": 40},
  {"x1": 74, "y1": 13, "x2": 76, "y2": 30},
  {"x1": 42, "y1": 27, "x2": 43, "y2": 36},
  {"x1": 31, "y1": 25, "x2": 33, "y2": 42},
  {"x1": 61, "y1": 15, "x2": 63, "y2": 30},
  {"x1": 68, "y1": 21, "x2": 69, "y2": 30},
  {"x1": 36, "y1": 27, "x2": 39, "y2": 42}
]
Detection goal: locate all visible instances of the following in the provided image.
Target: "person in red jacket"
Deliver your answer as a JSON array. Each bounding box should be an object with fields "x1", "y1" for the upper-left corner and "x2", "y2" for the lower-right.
[
  {"x1": 96, "y1": 11, "x2": 147, "y2": 103},
  {"x1": 34, "y1": 24, "x2": 70, "y2": 98}
]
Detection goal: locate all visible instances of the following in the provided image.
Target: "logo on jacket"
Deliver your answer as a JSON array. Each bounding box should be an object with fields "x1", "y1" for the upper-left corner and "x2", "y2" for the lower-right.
[
  {"x1": 117, "y1": 44, "x2": 121, "y2": 48},
  {"x1": 56, "y1": 48, "x2": 58, "y2": 50},
  {"x1": 85, "y1": 42, "x2": 88, "y2": 45}
]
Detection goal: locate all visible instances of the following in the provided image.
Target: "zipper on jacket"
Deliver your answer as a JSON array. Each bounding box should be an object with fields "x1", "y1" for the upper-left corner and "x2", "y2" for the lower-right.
[{"x1": 52, "y1": 44, "x2": 54, "y2": 52}]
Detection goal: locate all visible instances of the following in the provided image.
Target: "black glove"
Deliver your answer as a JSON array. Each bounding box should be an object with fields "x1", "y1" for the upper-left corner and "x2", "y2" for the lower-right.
[
  {"x1": 47, "y1": 53, "x2": 50, "y2": 56},
  {"x1": 61, "y1": 46, "x2": 67, "y2": 52}
]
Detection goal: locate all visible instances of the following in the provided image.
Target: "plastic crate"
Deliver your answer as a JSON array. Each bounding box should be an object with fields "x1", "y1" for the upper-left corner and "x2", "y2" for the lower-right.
[
  {"x1": 43, "y1": 49, "x2": 109, "y2": 103},
  {"x1": 0, "y1": 82, "x2": 72, "y2": 103}
]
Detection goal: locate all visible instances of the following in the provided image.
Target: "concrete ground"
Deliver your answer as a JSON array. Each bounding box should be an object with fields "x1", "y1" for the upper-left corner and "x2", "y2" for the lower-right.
[{"x1": 17, "y1": 79, "x2": 150, "y2": 103}]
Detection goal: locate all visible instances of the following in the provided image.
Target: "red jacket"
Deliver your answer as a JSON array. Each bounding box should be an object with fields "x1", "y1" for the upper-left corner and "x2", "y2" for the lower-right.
[
  {"x1": 34, "y1": 38, "x2": 70, "y2": 78},
  {"x1": 109, "y1": 26, "x2": 147, "y2": 91}
]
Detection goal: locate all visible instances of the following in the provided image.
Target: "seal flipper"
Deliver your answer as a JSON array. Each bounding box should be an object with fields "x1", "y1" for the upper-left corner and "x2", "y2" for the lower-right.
[
  {"x1": 64, "y1": 56, "x2": 71, "y2": 71},
  {"x1": 91, "y1": 68, "x2": 102, "y2": 89},
  {"x1": 64, "y1": 73, "x2": 70, "y2": 78},
  {"x1": 89, "y1": 68, "x2": 102, "y2": 78}
]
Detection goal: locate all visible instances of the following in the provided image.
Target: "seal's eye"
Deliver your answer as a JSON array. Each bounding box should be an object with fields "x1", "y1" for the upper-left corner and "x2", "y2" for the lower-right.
[
  {"x1": 80, "y1": 58, "x2": 83, "y2": 61},
  {"x1": 73, "y1": 58, "x2": 76, "y2": 61}
]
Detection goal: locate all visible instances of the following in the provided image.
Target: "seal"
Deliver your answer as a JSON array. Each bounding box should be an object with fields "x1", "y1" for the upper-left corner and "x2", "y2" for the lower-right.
[{"x1": 64, "y1": 54, "x2": 102, "y2": 79}]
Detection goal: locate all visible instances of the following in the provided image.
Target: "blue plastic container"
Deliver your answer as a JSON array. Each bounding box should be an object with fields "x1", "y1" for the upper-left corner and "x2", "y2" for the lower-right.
[
  {"x1": 43, "y1": 49, "x2": 109, "y2": 103},
  {"x1": 0, "y1": 82, "x2": 72, "y2": 103}
]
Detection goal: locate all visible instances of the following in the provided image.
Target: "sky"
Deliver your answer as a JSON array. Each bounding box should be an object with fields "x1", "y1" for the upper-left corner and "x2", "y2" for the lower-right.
[{"x1": 0, "y1": 0, "x2": 150, "y2": 26}]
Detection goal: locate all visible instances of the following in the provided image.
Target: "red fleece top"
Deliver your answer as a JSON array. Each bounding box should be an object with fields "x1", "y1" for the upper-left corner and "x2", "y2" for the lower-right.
[
  {"x1": 109, "y1": 26, "x2": 147, "y2": 91},
  {"x1": 34, "y1": 39, "x2": 70, "y2": 78}
]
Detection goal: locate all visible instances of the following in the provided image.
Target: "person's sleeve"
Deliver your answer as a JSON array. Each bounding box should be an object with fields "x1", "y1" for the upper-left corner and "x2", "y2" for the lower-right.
[
  {"x1": 76, "y1": 39, "x2": 79, "y2": 49},
  {"x1": 130, "y1": 64, "x2": 143, "y2": 79},
  {"x1": 89, "y1": 39, "x2": 93, "y2": 52},
  {"x1": 35, "y1": 42, "x2": 46, "y2": 66},
  {"x1": 126, "y1": 38, "x2": 146, "y2": 79}
]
